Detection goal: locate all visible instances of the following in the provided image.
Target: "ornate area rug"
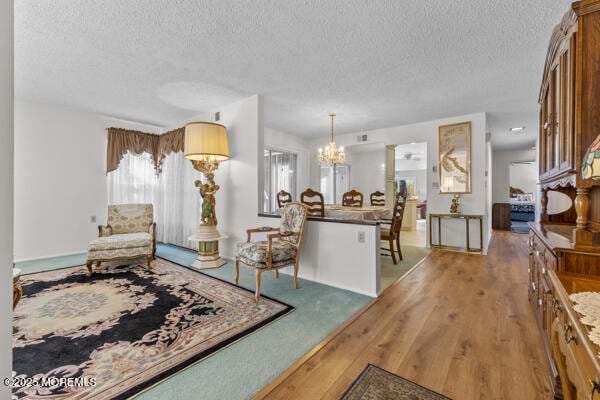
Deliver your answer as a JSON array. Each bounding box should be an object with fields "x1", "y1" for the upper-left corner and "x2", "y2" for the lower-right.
[
  {"x1": 12, "y1": 258, "x2": 293, "y2": 399},
  {"x1": 340, "y1": 364, "x2": 451, "y2": 400}
]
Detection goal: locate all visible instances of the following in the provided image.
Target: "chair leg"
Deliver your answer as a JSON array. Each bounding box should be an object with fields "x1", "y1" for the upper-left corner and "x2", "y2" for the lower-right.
[
  {"x1": 389, "y1": 238, "x2": 397, "y2": 265},
  {"x1": 234, "y1": 259, "x2": 239, "y2": 285},
  {"x1": 293, "y1": 263, "x2": 299, "y2": 289},
  {"x1": 86, "y1": 261, "x2": 93, "y2": 277},
  {"x1": 396, "y1": 236, "x2": 403, "y2": 261},
  {"x1": 255, "y1": 269, "x2": 262, "y2": 302},
  {"x1": 147, "y1": 256, "x2": 152, "y2": 270},
  {"x1": 274, "y1": 269, "x2": 279, "y2": 279}
]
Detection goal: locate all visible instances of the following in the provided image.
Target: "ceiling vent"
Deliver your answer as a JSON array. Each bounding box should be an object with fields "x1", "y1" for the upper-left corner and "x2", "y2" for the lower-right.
[
  {"x1": 356, "y1": 134, "x2": 368, "y2": 143},
  {"x1": 215, "y1": 111, "x2": 220, "y2": 121}
]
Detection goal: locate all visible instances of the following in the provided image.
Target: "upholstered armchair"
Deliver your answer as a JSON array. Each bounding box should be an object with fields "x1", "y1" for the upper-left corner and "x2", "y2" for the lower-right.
[
  {"x1": 86, "y1": 204, "x2": 156, "y2": 277},
  {"x1": 235, "y1": 202, "x2": 308, "y2": 301}
]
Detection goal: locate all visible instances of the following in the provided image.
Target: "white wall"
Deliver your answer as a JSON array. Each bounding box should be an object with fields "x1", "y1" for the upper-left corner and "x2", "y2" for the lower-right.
[
  {"x1": 296, "y1": 221, "x2": 380, "y2": 297},
  {"x1": 252, "y1": 217, "x2": 380, "y2": 297},
  {"x1": 310, "y1": 112, "x2": 490, "y2": 252},
  {"x1": 215, "y1": 95, "x2": 264, "y2": 258},
  {"x1": 13, "y1": 101, "x2": 163, "y2": 261},
  {"x1": 345, "y1": 147, "x2": 386, "y2": 199},
  {"x1": 264, "y1": 127, "x2": 311, "y2": 198},
  {"x1": 0, "y1": 0, "x2": 13, "y2": 395},
  {"x1": 12, "y1": 96, "x2": 262, "y2": 261},
  {"x1": 509, "y1": 163, "x2": 537, "y2": 195},
  {"x1": 492, "y1": 148, "x2": 537, "y2": 203}
]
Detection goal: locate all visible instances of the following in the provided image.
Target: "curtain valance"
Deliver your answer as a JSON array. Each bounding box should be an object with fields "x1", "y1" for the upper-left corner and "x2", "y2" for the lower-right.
[{"x1": 107, "y1": 127, "x2": 185, "y2": 174}]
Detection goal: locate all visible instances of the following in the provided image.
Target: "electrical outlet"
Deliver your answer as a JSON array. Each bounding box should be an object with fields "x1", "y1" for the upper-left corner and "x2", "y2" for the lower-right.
[
  {"x1": 357, "y1": 231, "x2": 365, "y2": 243},
  {"x1": 90, "y1": 216, "x2": 96, "y2": 223}
]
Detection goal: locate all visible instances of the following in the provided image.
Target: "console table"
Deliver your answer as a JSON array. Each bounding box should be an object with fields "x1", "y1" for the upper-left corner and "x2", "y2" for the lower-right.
[{"x1": 428, "y1": 213, "x2": 483, "y2": 253}]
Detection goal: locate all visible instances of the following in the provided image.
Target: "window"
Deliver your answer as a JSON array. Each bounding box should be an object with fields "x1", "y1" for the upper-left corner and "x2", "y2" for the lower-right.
[
  {"x1": 107, "y1": 152, "x2": 202, "y2": 248},
  {"x1": 320, "y1": 164, "x2": 350, "y2": 204},
  {"x1": 263, "y1": 148, "x2": 298, "y2": 213}
]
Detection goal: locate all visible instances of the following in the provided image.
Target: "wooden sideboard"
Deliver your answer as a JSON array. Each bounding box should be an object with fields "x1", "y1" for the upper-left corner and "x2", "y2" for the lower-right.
[
  {"x1": 529, "y1": 223, "x2": 600, "y2": 397},
  {"x1": 548, "y1": 270, "x2": 600, "y2": 400},
  {"x1": 537, "y1": 0, "x2": 600, "y2": 244},
  {"x1": 532, "y1": 1, "x2": 600, "y2": 396}
]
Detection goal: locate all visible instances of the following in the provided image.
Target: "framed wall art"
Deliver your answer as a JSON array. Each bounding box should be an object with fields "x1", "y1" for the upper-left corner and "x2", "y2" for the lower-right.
[{"x1": 438, "y1": 121, "x2": 471, "y2": 194}]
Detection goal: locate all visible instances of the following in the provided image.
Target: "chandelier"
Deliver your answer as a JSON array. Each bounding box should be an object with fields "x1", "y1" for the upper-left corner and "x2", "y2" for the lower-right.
[{"x1": 318, "y1": 113, "x2": 346, "y2": 164}]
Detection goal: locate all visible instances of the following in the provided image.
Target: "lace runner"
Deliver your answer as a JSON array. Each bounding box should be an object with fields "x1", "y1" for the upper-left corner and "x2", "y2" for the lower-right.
[{"x1": 569, "y1": 292, "x2": 600, "y2": 350}]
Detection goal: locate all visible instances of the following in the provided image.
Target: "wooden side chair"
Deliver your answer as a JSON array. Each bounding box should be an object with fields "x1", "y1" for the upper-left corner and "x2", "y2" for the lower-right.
[
  {"x1": 381, "y1": 195, "x2": 407, "y2": 264},
  {"x1": 300, "y1": 188, "x2": 325, "y2": 217},
  {"x1": 370, "y1": 191, "x2": 385, "y2": 206},
  {"x1": 276, "y1": 190, "x2": 292, "y2": 208},
  {"x1": 342, "y1": 189, "x2": 364, "y2": 207},
  {"x1": 235, "y1": 202, "x2": 308, "y2": 301}
]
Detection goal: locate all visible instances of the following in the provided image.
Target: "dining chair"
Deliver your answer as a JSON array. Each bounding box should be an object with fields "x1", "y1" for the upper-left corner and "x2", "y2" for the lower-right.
[
  {"x1": 300, "y1": 188, "x2": 325, "y2": 217},
  {"x1": 381, "y1": 195, "x2": 406, "y2": 264},
  {"x1": 235, "y1": 202, "x2": 308, "y2": 301},
  {"x1": 276, "y1": 190, "x2": 292, "y2": 208},
  {"x1": 370, "y1": 191, "x2": 385, "y2": 206},
  {"x1": 342, "y1": 189, "x2": 363, "y2": 207}
]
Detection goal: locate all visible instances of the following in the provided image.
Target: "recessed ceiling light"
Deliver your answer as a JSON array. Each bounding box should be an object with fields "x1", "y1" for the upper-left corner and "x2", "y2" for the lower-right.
[
  {"x1": 410, "y1": 142, "x2": 417, "y2": 144},
  {"x1": 509, "y1": 126, "x2": 525, "y2": 132}
]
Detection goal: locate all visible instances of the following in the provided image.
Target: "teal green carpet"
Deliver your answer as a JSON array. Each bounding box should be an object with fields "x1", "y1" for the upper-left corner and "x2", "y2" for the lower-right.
[
  {"x1": 380, "y1": 244, "x2": 431, "y2": 290},
  {"x1": 15, "y1": 244, "x2": 372, "y2": 400}
]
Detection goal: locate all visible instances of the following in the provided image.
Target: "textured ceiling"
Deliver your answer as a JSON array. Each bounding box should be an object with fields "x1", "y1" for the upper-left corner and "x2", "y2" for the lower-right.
[{"x1": 15, "y1": 0, "x2": 572, "y2": 149}]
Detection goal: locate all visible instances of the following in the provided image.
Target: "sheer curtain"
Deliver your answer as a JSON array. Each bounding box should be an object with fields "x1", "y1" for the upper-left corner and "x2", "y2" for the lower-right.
[{"x1": 108, "y1": 151, "x2": 202, "y2": 249}]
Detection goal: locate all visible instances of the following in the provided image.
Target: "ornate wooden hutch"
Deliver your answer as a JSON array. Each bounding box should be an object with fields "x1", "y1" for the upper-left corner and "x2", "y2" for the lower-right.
[{"x1": 529, "y1": 0, "x2": 600, "y2": 398}]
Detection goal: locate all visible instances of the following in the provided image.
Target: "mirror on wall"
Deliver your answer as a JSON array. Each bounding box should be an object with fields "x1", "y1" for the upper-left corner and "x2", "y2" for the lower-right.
[
  {"x1": 546, "y1": 190, "x2": 573, "y2": 215},
  {"x1": 438, "y1": 121, "x2": 471, "y2": 194}
]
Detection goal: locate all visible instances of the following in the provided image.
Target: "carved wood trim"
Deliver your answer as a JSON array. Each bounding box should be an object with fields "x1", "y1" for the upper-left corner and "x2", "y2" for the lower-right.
[
  {"x1": 539, "y1": 10, "x2": 578, "y2": 103},
  {"x1": 572, "y1": 0, "x2": 600, "y2": 17},
  {"x1": 575, "y1": 188, "x2": 590, "y2": 229},
  {"x1": 541, "y1": 173, "x2": 577, "y2": 190}
]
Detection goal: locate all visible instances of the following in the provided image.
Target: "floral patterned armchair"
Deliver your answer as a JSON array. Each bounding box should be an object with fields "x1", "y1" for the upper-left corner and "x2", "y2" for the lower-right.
[
  {"x1": 86, "y1": 204, "x2": 156, "y2": 277},
  {"x1": 235, "y1": 202, "x2": 308, "y2": 301}
]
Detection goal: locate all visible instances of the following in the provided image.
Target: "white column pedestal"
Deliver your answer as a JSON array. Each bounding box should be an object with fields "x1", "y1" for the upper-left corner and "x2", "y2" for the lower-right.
[{"x1": 188, "y1": 234, "x2": 228, "y2": 270}]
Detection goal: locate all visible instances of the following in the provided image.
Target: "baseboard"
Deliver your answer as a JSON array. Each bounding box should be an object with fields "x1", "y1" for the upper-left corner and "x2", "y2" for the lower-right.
[
  {"x1": 277, "y1": 267, "x2": 378, "y2": 298},
  {"x1": 14, "y1": 250, "x2": 87, "y2": 263}
]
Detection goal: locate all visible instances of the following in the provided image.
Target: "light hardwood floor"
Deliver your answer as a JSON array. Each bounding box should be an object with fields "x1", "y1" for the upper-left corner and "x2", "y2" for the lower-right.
[
  {"x1": 400, "y1": 218, "x2": 427, "y2": 247},
  {"x1": 256, "y1": 231, "x2": 552, "y2": 399}
]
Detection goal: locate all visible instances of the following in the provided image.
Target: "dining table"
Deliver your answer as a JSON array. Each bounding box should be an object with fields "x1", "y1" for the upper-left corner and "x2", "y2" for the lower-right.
[{"x1": 324, "y1": 205, "x2": 391, "y2": 221}]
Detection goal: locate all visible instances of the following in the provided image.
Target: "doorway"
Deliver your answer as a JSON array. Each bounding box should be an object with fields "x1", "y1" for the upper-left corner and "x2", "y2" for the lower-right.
[{"x1": 508, "y1": 161, "x2": 537, "y2": 232}]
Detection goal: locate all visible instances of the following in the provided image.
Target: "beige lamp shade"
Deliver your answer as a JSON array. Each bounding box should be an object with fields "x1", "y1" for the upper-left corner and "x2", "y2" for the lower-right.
[{"x1": 184, "y1": 122, "x2": 230, "y2": 161}]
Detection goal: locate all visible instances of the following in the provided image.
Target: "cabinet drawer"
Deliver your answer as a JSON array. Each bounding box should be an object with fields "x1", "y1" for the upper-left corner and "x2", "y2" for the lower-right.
[
  {"x1": 555, "y1": 310, "x2": 600, "y2": 395},
  {"x1": 530, "y1": 232, "x2": 558, "y2": 272}
]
